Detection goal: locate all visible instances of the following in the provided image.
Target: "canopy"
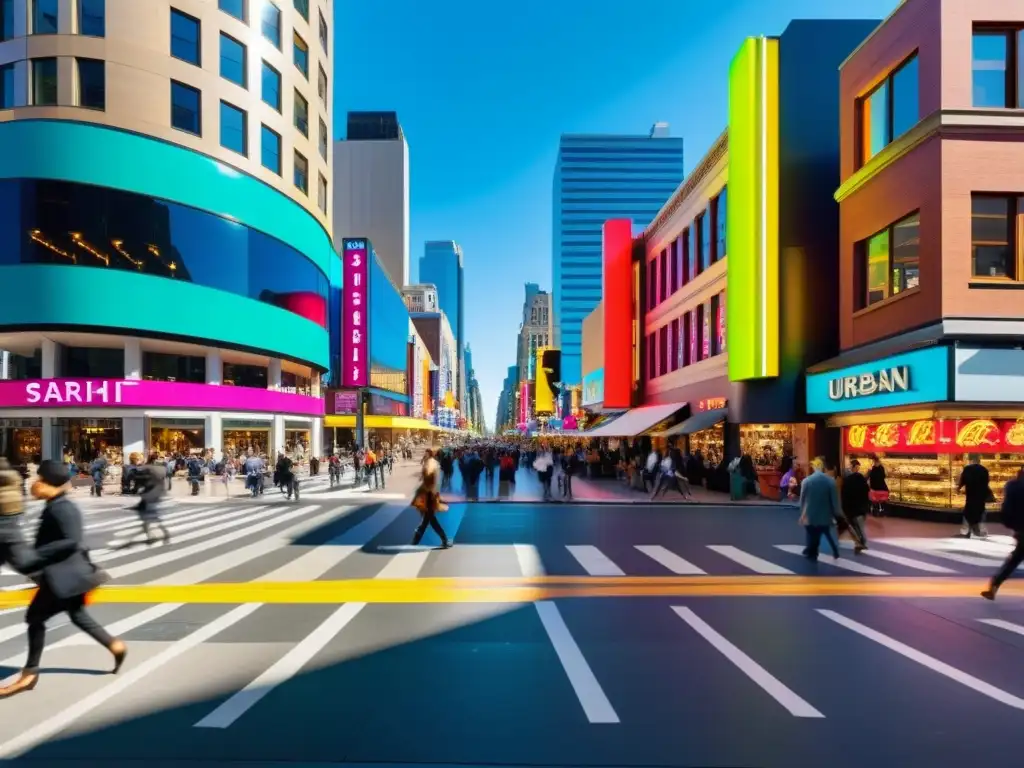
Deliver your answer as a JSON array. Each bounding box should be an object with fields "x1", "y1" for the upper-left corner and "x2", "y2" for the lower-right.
[
  {"x1": 657, "y1": 407, "x2": 728, "y2": 437},
  {"x1": 584, "y1": 402, "x2": 687, "y2": 438}
]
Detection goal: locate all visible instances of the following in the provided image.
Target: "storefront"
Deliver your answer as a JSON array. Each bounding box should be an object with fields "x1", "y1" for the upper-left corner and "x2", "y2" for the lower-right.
[
  {"x1": 804, "y1": 344, "x2": 1024, "y2": 511},
  {"x1": 0, "y1": 377, "x2": 323, "y2": 465}
]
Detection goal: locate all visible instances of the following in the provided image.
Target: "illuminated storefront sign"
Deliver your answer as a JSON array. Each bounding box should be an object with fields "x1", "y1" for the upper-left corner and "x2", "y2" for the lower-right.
[
  {"x1": 332, "y1": 390, "x2": 358, "y2": 414},
  {"x1": 806, "y1": 347, "x2": 950, "y2": 414},
  {"x1": 1, "y1": 378, "x2": 322, "y2": 415},
  {"x1": 717, "y1": 293, "x2": 726, "y2": 353},
  {"x1": 844, "y1": 418, "x2": 1024, "y2": 455},
  {"x1": 698, "y1": 397, "x2": 727, "y2": 411},
  {"x1": 603, "y1": 219, "x2": 633, "y2": 408},
  {"x1": 342, "y1": 239, "x2": 369, "y2": 387},
  {"x1": 727, "y1": 36, "x2": 780, "y2": 381},
  {"x1": 582, "y1": 369, "x2": 604, "y2": 407}
]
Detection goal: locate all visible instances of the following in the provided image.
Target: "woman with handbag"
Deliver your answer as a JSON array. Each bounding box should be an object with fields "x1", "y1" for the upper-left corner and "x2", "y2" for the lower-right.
[
  {"x1": 411, "y1": 450, "x2": 452, "y2": 548},
  {"x1": 0, "y1": 460, "x2": 127, "y2": 699},
  {"x1": 867, "y1": 455, "x2": 889, "y2": 517}
]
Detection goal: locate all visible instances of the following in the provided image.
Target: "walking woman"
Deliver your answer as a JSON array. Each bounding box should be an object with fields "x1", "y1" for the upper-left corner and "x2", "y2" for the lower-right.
[
  {"x1": 411, "y1": 449, "x2": 452, "y2": 548},
  {"x1": 0, "y1": 460, "x2": 127, "y2": 698}
]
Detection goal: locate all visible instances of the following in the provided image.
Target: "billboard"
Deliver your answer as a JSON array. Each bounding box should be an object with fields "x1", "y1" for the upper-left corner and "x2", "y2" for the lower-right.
[
  {"x1": 582, "y1": 369, "x2": 604, "y2": 407},
  {"x1": 603, "y1": 219, "x2": 633, "y2": 408},
  {"x1": 341, "y1": 239, "x2": 369, "y2": 387},
  {"x1": 535, "y1": 347, "x2": 561, "y2": 415}
]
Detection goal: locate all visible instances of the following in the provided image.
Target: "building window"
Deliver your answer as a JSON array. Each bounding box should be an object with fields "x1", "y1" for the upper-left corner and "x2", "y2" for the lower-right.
[
  {"x1": 647, "y1": 259, "x2": 657, "y2": 310},
  {"x1": 218, "y1": 0, "x2": 245, "y2": 21},
  {"x1": 973, "y1": 29, "x2": 1024, "y2": 108},
  {"x1": 0, "y1": 0, "x2": 12, "y2": 42},
  {"x1": 317, "y1": 173, "x2": 327, "y2": 213},
  {"x1": 76, "y1": 57, "x2": 105, "y2": 110},
  {"x1": 317, "y1": 64, "x2": 327, "y2": 106},
  {"x1": 658, "y1": 249, "x2": 668, "y2": 302},
  {"x1": 701, "y1": 208, "x2": 713, "y2": 269},
  {"x1": 79, "y1": 0, "x2": 104, "y2": 37},
  {"x1": 971, "y1": 195, "x2": 1023, "y2": 280},
  {"x1": 293, "y1": 0, "x2": 309, "y2": 21},
  {"x1": 647, "y1": 333, "x2": 656, "y2": 380},
  {"x1": 694, "y1": 214, "x2": 706, "y2": 275},
  {"x1": 170, "y1": 8, "x2": 201, "y2": 66},
  {"x1": 855, "y1": 210, "x2": 920, "y2": 309},
  {"x1": 32, "y1": 0, "x2": 57, "y2": 34},
  {"x1": 318, "y1": 117, "x2": 327, "y2": 160},
  {"x1": 318, "y1": 10, "x2": 328, "y2": 52},
  {"x1": 261, "y1": 61, "x2": 281, "y2": 112},
  {"x1": 220, "y1": 33, "x2": 246, "y2": 87},
  {"x1": 658, "y1": 326, "x2": 668, "y2": 377},
  {"x1": 858, "y1": 54, "x2": 919, "y2": 165},
  {"x1": 261, "y1": 1, "x2": 281, "y2": 49},
  {"x1": 170, "y1": 80, "x2": 201, "y2": 135},
  {"x1": 715, "y1": 186, "x2": 727, "y2": 261},
  {"x1": 294, "y1": 89, "x2": 308, "y2": 136},
  {"x1": 0, "y1": 62, "x2": 14, "y2": 108},
  {"x1": 680, "y1": 229, "x2": 689, "y2": 286},
  {"x1": 293, "y1": 150, "x2": 308, "y2": 194},
  {"x1": 220, "y1": 100, "x2": 247, "y2": 155},
  {"x1": 31, "y1": 58, "x2": 57, "y2": 106},
  {"x1": 261, "y1": 124, "x2": 281, "y2": 174},
  {"x1": 293, "y1": 32, "x2": 309, "y2": 78},
  {"x1": 669, "y1": 238, "x2": 679, "y2": 293}
]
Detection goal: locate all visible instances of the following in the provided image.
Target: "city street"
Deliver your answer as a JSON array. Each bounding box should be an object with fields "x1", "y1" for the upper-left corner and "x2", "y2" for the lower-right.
[{"x1": 0, "y1": 465, "x2": 1021, "y2": 767}]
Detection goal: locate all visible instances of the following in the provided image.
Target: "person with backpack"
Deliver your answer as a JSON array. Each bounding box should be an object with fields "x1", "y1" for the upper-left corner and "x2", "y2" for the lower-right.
[{"x1": 981, "y1": 468, "x2": 1024, "y2": 601}]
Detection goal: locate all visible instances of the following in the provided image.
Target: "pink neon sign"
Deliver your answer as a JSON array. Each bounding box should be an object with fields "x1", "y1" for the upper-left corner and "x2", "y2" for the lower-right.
[
  {"x1": 0, "y1": 379, "x2": 323, "y2": 416},
  {"x1": 342, "y1": 239, "x2": 369, "y2": 387}
]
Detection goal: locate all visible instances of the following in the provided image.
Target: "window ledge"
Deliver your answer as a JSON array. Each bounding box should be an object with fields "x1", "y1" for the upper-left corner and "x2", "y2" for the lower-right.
[
  {"x1": 852, "y1": 286, "x2": 921, "y2": 318},
  {"x1": 968, "y1": 280, "x2": 1024, "y2": 290}
]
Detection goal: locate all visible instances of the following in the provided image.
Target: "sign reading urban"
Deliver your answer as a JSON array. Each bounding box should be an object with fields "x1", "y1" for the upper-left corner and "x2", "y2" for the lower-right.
[
  {"x1": 342, "y1": 240, "x2": 370, "y2": 388},
  {"x1": 829, "y1": 366, "x2": 910, "y2": 401}
]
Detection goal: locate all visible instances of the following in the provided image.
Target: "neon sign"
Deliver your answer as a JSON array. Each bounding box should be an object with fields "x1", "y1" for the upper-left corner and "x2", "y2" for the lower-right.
[{"x1": 342, "y1": 240, "x2": 369, "y2": 387}]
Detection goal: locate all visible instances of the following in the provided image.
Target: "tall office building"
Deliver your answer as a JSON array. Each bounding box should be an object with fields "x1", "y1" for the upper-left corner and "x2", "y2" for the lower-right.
[
  {"x1": 334, "y1": 111, "x2": 410, "y2": 287},
  {"x1": 420, "y1": 241, "x2": 466, "y2": 410},
  {"x1": 553, "y1": 124, "x2": 684, "y2": 384},
  {"x1": 516, "y1": 284, "x2": 552, "y2": 391}
]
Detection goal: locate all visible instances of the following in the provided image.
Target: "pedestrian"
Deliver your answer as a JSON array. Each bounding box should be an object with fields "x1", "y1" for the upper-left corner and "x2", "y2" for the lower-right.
[
  {"x1": 411, "y1": 449, "x2": 452, "y2": 548},
  {"x1": 981, "y1": 467, "x2": 1024, "y2": 601},
  {"x1": 0, "y1": 460, "x2": 127, "y2": 698},
  {"x1": 958, "y1": 454, "x2": 991, "y2": 538},
  {"x1": 799, "y1": 457, "x2": 841, "y2": 560},
  {"x1": 839, "y1": 459, "x2": 870, "y2": 553},
  {"x1": 0, "y1": 458, "x2": 37, "y2": 573},
  {"x1": 128, "y1": 453, "x2": 171, "y2": 546}
]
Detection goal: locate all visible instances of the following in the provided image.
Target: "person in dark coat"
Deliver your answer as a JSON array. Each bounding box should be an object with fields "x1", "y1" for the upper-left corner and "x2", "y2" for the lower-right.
[
  {"x1": 981, "y1": 468, "x2": 1024, "y2": 600},
  {"x1": 0, "y1": 458, "x2": 38, "y2": 573},
  {"x1": 958, "y1": 455, "x2": 991, "y2": 538},
  {"x1": 0, "y1": 460, "x2": 127, "y2": 698},
  {"x1": 131, "y1": 453, "x2": 171, "y2": 544},
  {"x1": 840, "y1": 459, "x2": 870, "y2": 552}
]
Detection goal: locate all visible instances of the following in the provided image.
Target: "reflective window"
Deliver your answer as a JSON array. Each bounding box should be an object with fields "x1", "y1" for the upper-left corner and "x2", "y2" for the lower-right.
[
  {"x1": 79, "y1": 0, "x2": 104, "y2": 36},
  {"x1": 62, "y1": 347, "x2": 124, "y2": 378},
  {"x1": 317, "y1": 174, "x2": 327, "y2": 213},
  {"x1": 77, "y1": 58, "x2": 105, "y2": 110},
  {"x1": 294, "y1": 151, "x2": 308, "y2": 194},
  {"x1": 317, "y1": 64, "x2": 327, "y2": 105},
  {"x1": 293, "y1": 32, "x2": 308, "y2": 78},
  {"x1": 170, "y1": 8, "x2": 200, "y2": 66},
  {"x1": 261, "y1": 61, "x2": 281, "y2": 112},
  {"x1": 318, "y1": 117, "x2": 327, "y2": 159},
  {"x1": 0, "y1": 0, "x2": 12, "y2": 42},
  {"x1": 973, "y1": 32, "x2": 1010, "y2": 107},
  {"x1": 294, "y1": 89, "x2": 308, "y2": 135},
  {"x1": 218, "y1": 0, "x2": 245, "y2": 22},
  {"x1": 32, "y1": 0, "x2": 57, "y2": 34},
  {"x1": 261, "y1": 1, "x2": 280, "y2": 49},
  {"x1": 142, "y1": 352, "x2": 206, "y2": 383},
  {"x1": 859, "y1": 53, "x2": 919, "y2": 165},
  {"x1": 0, "y1": 178, "x2": 328, "y2": 327},
  {"x1": 856, "y1": 211, "x2": 920, "y2": 309},
  {"x1": 223, "y1": 363, "x2": 267, "y2": 388},
  {"x1": 0, "y1": 63, "x2": 14, "y2": 108},
  {"x1": 170, "y1": 80, "x2": 201, "y2": 135},
  {"x1": 293, "y1": 0, "x2": 309, "y2": 21},
  {"x1": 220, "y1": 33, "x2": 246, "y2": 87},
  {"x1": 318, "y1": 10, "x2": 328, "y2": 52},
  {"x1": 716, "y1": 185, "x2": 727, "y2": 260},
  {"x1": 971, "y1": 195, "x2": 1021, "y2": 280},
  {"x1": 261, "y1": 124, "x2": 281, "y2": 174},
  {"x1": 891, "y1": 212, "x2": 920, "y2": 294},
  {"x1": 220, "y1": 101, "x2": 246, "y2": 155},
  {"x1": 32, "y1": 58, "x2": 57, "y2": 106}
]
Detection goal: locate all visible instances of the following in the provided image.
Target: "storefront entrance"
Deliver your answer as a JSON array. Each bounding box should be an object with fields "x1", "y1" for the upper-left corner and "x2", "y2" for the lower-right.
[
  {"x1": 223, "y1": 420, "x2": 272, "y2": 457},
  {"x1": 52, "y1": 417, "x2": 123, "y2": 465},
  {"x1": 0, "y1": 418, "x2": 42, "y2": 464},
  {"x1": 150, "y1": 419, "x2": 205, "y2": 456}
]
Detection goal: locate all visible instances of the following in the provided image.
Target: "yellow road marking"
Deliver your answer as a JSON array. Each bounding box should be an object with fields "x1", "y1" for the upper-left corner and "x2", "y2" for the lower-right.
[{"x1": 0, "y1": 576, "x2": 1017, "y2": 606}]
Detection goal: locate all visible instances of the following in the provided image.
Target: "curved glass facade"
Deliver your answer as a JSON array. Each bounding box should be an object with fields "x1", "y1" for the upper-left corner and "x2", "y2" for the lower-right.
[{"x1": 0, "y1": 179, "x2": 328, "y2": 327}]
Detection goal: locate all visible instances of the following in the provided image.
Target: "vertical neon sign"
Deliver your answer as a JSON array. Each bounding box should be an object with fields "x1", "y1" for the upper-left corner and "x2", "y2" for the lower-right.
[
  {"x1": 520, "y1": 380, "x2": 529, "y2": 424},
  {"x1": 342, "y1": 239, "x2": 369, "y2": 387},
  {"x1": 717, "y1": 292, "x2": 726, "y2": 353}
]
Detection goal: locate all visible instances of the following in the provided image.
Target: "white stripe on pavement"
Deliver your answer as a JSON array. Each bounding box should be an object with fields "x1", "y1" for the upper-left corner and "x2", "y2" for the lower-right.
[
  {"x1": 707, "y1": 545, "x2": 795, "y2": 575},
  {"x1": 374, "y1": 550, "x2": 431, "y2": 579},
  {"x1": 672, "y1": 606, "x2": 824, "y2": 718},
  {"x1": 514, "y1": 544, "x2": 546, "y2": 576},
  {"x1": 878, "y1": 539, "x2": 1002, "y2": 568},
  {"x1": 104, "y1": 505, "x2": 262, "y2": 548},
  {"x1": 837, "y1": 542, "x2": 959, "y2": 573},
  {"x1": 774, "y1": 545, "x2": 889, "y2": 575},
  {"x1": 979, "y1": 618, "x2": 1024, "y2": 637},
  {"x1": 0, "y1": 604, "x2": 261, "y2": 759},
  {"x1": 635, "y1": 545, "x2": 706, "y2": 575},
  {"x1": 193, "y1": 602, "x2": 366, "y2": 729},
  {"x1": 255, "y1": 545, "x2": 360, "y2": 582},
  {"x1": 535, "y1": 601, "x2": 619, "y2": 724},
  {"x1": 819, "y1": 610, "x2": 1024, "y2": 710},
  {"x1": 87, "y1": 504, "x2": 231, "y2": 534},
  {"x1": 565, "y1": 545, "x2": 625, "y2": 576}
]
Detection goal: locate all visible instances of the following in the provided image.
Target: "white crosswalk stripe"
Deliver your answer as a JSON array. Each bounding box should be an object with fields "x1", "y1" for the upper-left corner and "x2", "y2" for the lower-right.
[
  {"x1": 634, "y1": 545, "x2": 706, "y2": 575},
  {"x1": 773, "y1": 545, "x2": 890, "y2": 575},
  {"x1": 707, "y1": 545, "x2": 795, "y2": 575}
]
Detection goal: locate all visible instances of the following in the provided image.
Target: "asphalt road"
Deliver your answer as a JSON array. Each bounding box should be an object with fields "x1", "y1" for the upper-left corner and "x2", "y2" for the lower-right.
[{"x1": 1, "y1": 479, "x2": 1022, "y2": 768}]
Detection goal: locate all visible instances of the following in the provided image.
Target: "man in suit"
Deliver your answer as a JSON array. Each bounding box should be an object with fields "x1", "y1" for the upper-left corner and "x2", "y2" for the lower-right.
[{"x1": 799, "y1": 457, "x2": 841, "y2": 560}]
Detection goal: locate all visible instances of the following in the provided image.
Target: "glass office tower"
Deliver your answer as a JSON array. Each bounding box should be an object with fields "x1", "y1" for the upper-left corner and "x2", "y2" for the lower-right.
[{"x1": 419, "y1": 240, "x2": 466, "y2": 409}]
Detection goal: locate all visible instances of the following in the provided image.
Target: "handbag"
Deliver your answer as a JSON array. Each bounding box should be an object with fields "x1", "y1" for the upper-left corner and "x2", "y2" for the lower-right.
[{"x1": 868, "y1": 490, "x2": 889, "y2": 503}]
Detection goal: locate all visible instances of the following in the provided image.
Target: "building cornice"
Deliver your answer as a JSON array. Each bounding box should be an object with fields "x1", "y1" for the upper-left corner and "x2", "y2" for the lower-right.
[
  {"x1": 834, "y1": 109, "x2": 1024, "y2": 203},
  {"x1": 644, "y1": 130, "x2": 728, "y2": 240}
]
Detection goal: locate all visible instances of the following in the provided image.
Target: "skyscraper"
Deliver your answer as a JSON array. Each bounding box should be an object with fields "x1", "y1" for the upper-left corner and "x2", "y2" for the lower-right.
[
  {"x1": 553, "y1": 124, "x2": 684, "y2": 384},
  {"x1": 334, "y1": 111, "x2": 410, "y2": 287},
  {"x1": 420, "y1": 241, "x2": 466, "y2": 410}
]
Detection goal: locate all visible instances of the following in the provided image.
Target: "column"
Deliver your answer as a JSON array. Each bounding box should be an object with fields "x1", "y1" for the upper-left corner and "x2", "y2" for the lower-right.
[
  {"x1": 205, "y1": 413, "x2": 223, "y2": 456},
  {"x1": 41, "y1": 338, "x2": 60, "y2": 378},
  {"x1": 311, "y1": 417, "x2": 323, "y2": 458},
  {"x1": 272, "y1": 414, "x2": 285, "y2": 454},
  {"x1": 206, "y1": 349, "x2": 223, "y2": 385},
  {"x1": 124, "y1": 338, "x2": 142, "y2": 379},
  {"x1": 311, "y1": 372, "x2": 321, "y2": 397},
  {"x1": 40, "y1": 416, "x2": 55, "y2": 461},
  {"x1": 268, "y1": 359, "x2": 282, "y2": 390},
  {"x1": 122, "y1": 416, "x2": 145, "y2": 460}
]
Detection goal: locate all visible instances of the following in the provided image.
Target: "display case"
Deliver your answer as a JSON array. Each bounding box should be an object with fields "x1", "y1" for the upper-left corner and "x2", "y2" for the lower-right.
[
  {"x1": 740, "y1": 424, "x2": 793, "y2": 469},
  {"x1": 688, "y1": 423, "x2": 724, "y2": 465}
]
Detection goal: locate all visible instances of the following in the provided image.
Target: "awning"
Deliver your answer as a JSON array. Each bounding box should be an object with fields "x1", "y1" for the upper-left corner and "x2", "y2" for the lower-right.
[
  {"x1": 323, "y1": 415, "x2": 439, "y2": 431},
  {"x1": 657, "y1": 407, "x2": 728, "y2": 437},
  {"x1": 584, "y1": 402, "x2": 687, "y2": 438}
]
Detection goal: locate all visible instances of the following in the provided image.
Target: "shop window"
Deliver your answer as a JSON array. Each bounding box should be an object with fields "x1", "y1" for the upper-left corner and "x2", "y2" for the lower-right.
[
  {"x1": 55, "y1": 418, "x2": 122, "y2": 465},
  {"x1": 220, "y1": 100, "x2": 247, "y2": 156},
  {"x1": 294, "y1": 89, "x2": 309, "y2": 136},
  {"x1": 855, "y1": 210, "x2": 920, "y2": 309},
  {"x1": 61, "y1": 347, "x2": 124, "y2": 378},
  {"x1": 858, "y1": 53, "x2": 919, "y2": 166},
  {"x1": 659, "y1": 248, "x2": 667, "y2": 303},
  {"x1": 1, "y1": 63, "x2": 16, "y2": 109},
  {"x1": 223, "y1": 363, "x2": 267, "y2": 389},
  {"x1": 170, "y1": 8, "x2": 201, "y2": 66},
  {"x1": 170, "y1": 80, "x2": 201, "y2": 135},
  {"x1": 293, "y1": 32, "x2": 309, "y2": 79},
  {"x1": 973, "y1": 28, "x2": 1024, "y2": 108},
  {"x1": 971, "y1": 194, "x2": 1023, "y2": 280},
  {"x1": 150, "y1": 420, "x2": 205, "y2": 455},
  {"x1": 78, "y1": 0, "x2": 104, "y2": 37},
  {"x1": 76, "y1": 58, "x2": 105, "y2": 110},
  {"x1": 142, "y1": 352, "x2": 205, "y2": 383},
  {"x1": 261, "y1": 124, "x2": 281, "y2": 174},
  {"x1": 218, "y1": 0, "x2": 245, "y2": 22},
  {"x1": 0, "y1": 0, "x2": 12, "y2": 42},
  {"x1": 31, "y1": 0, "x2": 57, "y2": 34},
  {"x1": 658, "y1": 325, "x2": 668, "y2": 377},
  {"x1": 261, "y1": 1, "x2": 281, "y2": 49},
  {"x1": 261, "y1": 61, "x2": 281, "y2": 112},
  {"x1": 31, "y1": 58, "x2": 57, "y2": 106},
  {"x1": 220, "y1": 33, "x2": 247, "y2": 88}
]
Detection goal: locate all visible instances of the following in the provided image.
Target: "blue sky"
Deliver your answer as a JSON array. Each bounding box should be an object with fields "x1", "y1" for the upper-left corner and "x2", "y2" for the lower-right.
[{"x1": 333, "y1": 0, "x2": 899, "y2": 430}]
